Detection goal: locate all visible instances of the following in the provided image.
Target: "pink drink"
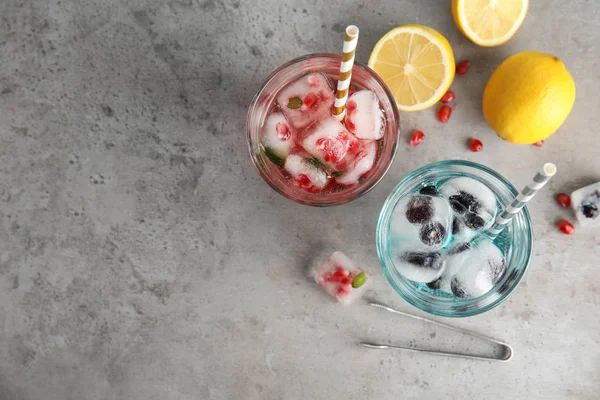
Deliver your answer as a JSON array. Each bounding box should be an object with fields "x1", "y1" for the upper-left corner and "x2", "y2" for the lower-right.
[{"x1": 247, "y1": 54, "x2": 399, "y2": 206}]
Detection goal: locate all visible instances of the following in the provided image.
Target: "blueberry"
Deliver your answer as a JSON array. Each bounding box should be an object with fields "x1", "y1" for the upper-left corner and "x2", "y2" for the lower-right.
[
  {"x1": 464, "y1": 212, "x2": 485, "y2": 230},
  {"x1": 419, "y1": 222, "x2": 446, "y2": 247},
  {"x1": 427, "y1": 278, "x2": 442, "y2": 290},
  {"x1": 452, "y1": 217, "x2": 461, "y2": 234},
  {"x1": 448, "y1": 242, "x2": 471, "y2": 255},
  {"x1": 405, "y1": 195, "x2": 433, "y2": 223},
  {"x1": 401, "y1": 252, "x2": 444, "y2": 272},
  {"x1": 488, "y1": 256, "x2": 507, "y2": 284},
  {"x1": 450, "y1": 278, "x2": 471, "y2": 298},
  {"x1": 419, "y1": 185, "x2": 438, "y2": 196},
  {"x1": 582, "y1": 203, "x2": 598, "y2": 219},
  {"x1": 449, "y1": 191, "x2": 475, "y2": 214}
]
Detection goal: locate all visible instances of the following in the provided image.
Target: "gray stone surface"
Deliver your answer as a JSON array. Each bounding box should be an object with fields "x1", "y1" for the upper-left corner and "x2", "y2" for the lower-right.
[{"x1": 0, "y1": 0, "x2": 598, "y2": 399}]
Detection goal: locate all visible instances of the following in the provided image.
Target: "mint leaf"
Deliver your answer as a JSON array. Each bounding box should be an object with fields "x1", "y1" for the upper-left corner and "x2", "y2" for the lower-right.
[
  {"x1": 305, "y1": 157, "x2": 323, "y2": 170},
  {"x1": 287, "y1": 97, "x2": 303, "y2": 109},
  {"x1": 263, "y1": 146, "x2": 283, "y2": 166}
]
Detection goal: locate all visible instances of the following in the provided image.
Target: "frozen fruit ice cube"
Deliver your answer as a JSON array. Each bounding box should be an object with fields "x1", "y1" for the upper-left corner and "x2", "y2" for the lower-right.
[
  {"x1": 314, "y1": 251, "x2": 370, "y2": 305},
  {"x1": 393, "y1": 252, "x2": 446, "y2": 283},
  {"x1": 335, "y1": 141, "x2": 378, "y2": 186},
  {"x1": 284, "y1": 153, "x2": 329, "y2": 191},
  {"x1": 449, "y1": 239, "x2": 506, "y2": 298},
  {"x1": 261, "y1": 112, "x2": 295, "y2": 166},
  {"x1": 277, "y1": 73, "x2": 335, "y2": 130},
  {"x1": 441, "y1": 177, "x2": 497, "y2": 232},
  {"x1": 571, "y1": 182, "x2": 600, "y2": 226},
  {"x1": 428, "y1": 242, "x2": 471, "y2": 292},
  {"x1": 344, "y1": 90, "x2": 385, "y2": 140},
  {"x1": 301, "y1": 116, "x2": 360, "y2": 171},
  {"x1": 389, "y1": 194, "x2": 453, "y2": 251}
]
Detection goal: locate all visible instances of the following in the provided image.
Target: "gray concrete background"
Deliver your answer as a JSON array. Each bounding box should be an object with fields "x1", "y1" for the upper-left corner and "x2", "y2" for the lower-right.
[{"x1": 0, "y1": 0, "x2": 598, "y2": 399}]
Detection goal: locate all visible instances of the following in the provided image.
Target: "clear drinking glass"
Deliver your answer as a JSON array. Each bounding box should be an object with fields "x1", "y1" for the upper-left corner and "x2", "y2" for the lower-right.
[
  {"x1": 247, "y1": 53, "x2": 400, "y2": 207},
  {"x1": 377, "y1": 160, "x2": 533, "y2": 317}
]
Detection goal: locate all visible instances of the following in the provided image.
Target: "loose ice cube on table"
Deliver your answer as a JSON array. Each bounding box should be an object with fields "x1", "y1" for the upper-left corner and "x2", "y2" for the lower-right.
[
  {"x1": 344, "y1": 90, "x2": 385, "y2": 140},
  {"x1": 315, "y1": 251, "x2": 369, "y2": 305},
  {"x1": 389, "y1": 194, "x2": 453, "y2": 251},
  {"x1": 448, "y1": 239, "x2": 506, "y2": 298},
  {"x1": 335, "y1": 141, "x2": 378, "y2": 186},
  {"x1": 284, "y1": 152, "x2": 329, "y2": 192},
  {"x1": 441, "y1": 177, "x2": 497, "y2": 232},
  {"x1": 571, "y1": 182, "x2": 600, "y2": 226},
  {"x1": 277, "y1": 73, "x2": 335, "y2": 130},
  {"x1": 393, "y1": 252, "x2": 445, "y2": 283},
  {"x1": 261, "y1": 112, "x2": 295, "y2": 166},
  {"x1": 301, "y1": 116, "x2": 360, "y2": 171}
]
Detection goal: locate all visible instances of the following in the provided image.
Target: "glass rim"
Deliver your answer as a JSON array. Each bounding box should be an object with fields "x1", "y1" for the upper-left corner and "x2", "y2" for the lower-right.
[
  {"x1": 246, "y1": 53, "x2": 400, "y2": 207},
  {"x1": 376, "y1": 159, "x2": 534, "y2": 318}
]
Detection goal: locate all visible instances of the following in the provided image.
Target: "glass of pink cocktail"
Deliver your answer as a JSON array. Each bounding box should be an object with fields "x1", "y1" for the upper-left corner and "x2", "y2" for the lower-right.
[{"x1": 247, "y1": 53, "x2": 399, "y2": 207}]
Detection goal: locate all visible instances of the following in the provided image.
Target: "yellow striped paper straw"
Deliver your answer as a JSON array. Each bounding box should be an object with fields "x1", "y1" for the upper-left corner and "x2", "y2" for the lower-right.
[{"x1": 333, "y1": 25, "x2": 359, "y2": 120}]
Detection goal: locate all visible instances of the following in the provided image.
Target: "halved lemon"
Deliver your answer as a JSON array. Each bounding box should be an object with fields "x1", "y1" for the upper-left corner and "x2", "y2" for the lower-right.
[
  {"x1": 368, "y1": 25, "x2": 455, "y2": 112},
  {"x1": 452, "y1": 0, "x2": 529, "y2": 47}
]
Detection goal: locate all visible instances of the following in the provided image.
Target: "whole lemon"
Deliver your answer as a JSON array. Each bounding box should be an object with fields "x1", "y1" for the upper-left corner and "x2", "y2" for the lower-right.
[{"x1": 483, "y1": 51, "x2": 576, "y2": 144}]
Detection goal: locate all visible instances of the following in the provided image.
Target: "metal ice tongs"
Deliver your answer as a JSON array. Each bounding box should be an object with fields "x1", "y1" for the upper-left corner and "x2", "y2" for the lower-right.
[{"x1": 361, "y1": 302, "x2": 513, "y2": 362}]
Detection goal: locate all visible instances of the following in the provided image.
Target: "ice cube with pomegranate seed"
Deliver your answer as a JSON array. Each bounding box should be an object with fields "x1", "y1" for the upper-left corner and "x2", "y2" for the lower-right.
[
  {"x1": 276, "y1": 73, "x2": 335, "y2": 130},
  {"x1": 336, "y1": 141, "x2": 378, "y2": 186},
  {"x1": 261, "y1": 112, "x2": 295, "y2": 166},
  {"x1": 344, "y1": 90, "x2": 385, "y2": 140},
  {"x1": 284, "y1": 152, "x2": 329, "y2": 192},
  {"x1": 314, "y1": 251, "x2": 370, "y2": 305},
  {"x1": 301, "y1": 115, "x2": 360, "y2": 171}
]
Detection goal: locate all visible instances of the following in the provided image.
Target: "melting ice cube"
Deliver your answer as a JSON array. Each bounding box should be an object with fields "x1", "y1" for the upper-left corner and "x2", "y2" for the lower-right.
[
  {"x1": 393, "y1": 251, "x2": 446, "y2": 283},
  {"x1": 261, "y1": 112, "x2": 295, "y2": 166},
  {"x1": 389, "y1": 194, "x2": 453, "y2": 251},
  {"x1": 571, "y1": 182, "x2": 600, "y2": 226},
  {"x1": 314, "y1": 251, "x2": 370, "y2": 305},
  {"x1": 301, "y1": 116, "x2": 360, "y2": 172},
  {"x1": 344, "y1": 90, "x2": 385, "y2": 140},
  {"x1": 449, "y1": 239, "x2": 506, "y2": 298},
  {"x1": 441, "y1": 177, "x2": 497, "y2": 232},
  {"x1": 277, "y1": 73, "x2": 335, "y2": 130},
  {"x1": 335, "y1": 141, "x2": 378, "y2": 186},
  {"x1": 284, "y1": 152, "x2": 329, "y2": 191}
]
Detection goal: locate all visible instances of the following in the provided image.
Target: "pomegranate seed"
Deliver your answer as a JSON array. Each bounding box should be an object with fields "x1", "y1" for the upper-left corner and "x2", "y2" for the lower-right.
[
  {"x1": 334, "y1": 267, "x2": 348, "y2": 278},
  {"x1": 275, "y1": 122, "x2": 290, "y2": 141},
  {"x1": 340, "y1": 277, "x2": 352, "y2": 288},
  {"x1": 437, "y1": 105, "x2": 452, "y2": 123},
  {"x1": 337, "y1": 287, "x2": 349, "y2": 297},
  {"x1": 346, "y1": 100, "x2": 358, "y2": 114},
  {"x1": 324, "y1": 152, "x2": 336, "y2": 163},
  {"x1": 303, "y1": 92, "x2": 318, "y2": 109},
  {"x1": 456, "y1": 60, "x2": 470, "y2": 75},
  {"x1": 555, "y1": 193, "x2": 571, "y2": 208},
  {"x1": 532, "y1": 140, "x2": 544, "y2": 147},
  {"x1": 348, "y1": 139, "x2": 360, "y2": 152},
  {"x1": 469, "y1": 138, "x2": 483, "y2": 152},
  {"x1": 307, "y1": 186, "x2": 321, "y2": 194},
  {"x1": 337, "y1": 132, "x2": 348, "y2": 142},
  {"x1": 410, "y1": 130, "x2": 425, "y2": 146},
  {"x1": 440, "y1": 90, "x2": 455, "y2": 103},
  {"x1": 316, "y1": 138, "x2": 328, "y2": 149},
  {"x1": 345, "y1": 117, "x2": 356, "y2": 132},
  {"x1": 558, "y1": 220, "x2": 575, "y2": 235},
  {"x1": 296, "y1": 174, "x2": 312, "y2": 188},
  {"x1": 324, "y1": 273, "x2": 334, "y2": 282}
]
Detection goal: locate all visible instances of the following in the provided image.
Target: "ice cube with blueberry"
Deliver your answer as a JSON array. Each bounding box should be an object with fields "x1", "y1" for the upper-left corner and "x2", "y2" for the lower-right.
[
  {"x1": 389, "y1": 194, "x2": 453, "y2": 251},
  {"x1": 344, "y1": 90, "x2": 385, "y2": 140},
  {"x1": 261, "y1": 112, "x2": 295, "y2": 166},
  {"x1": 301, "y1": 115, "x2": 360, "y2": 172},
  {"x1": 427, "y1": 242, "x2": 472, "y2": 291},
  {"x1": 314, "y1": 251, "x2": 370, "y2": 305},
  {"x1": 448, "y1": 239, "x2": 506, "y2": 298},
  {"x1": 335, "y1": 141, "x2": 378, "y2": 186},
  {"x1": 284, "y1": 152, "x2": 329, "y2": 192},
  {"x1": 276, "y1": 73, "x2": 335, "y2": 130},
  {"x1": 393, "y1": 251, "x2": 446, "y2": 283},
  {"x1": 441, "y1": 177, "x2": 497, "y2": 235},
  {"x1": 571, "y1": 182, "x2": 600, "y2": 226}
]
